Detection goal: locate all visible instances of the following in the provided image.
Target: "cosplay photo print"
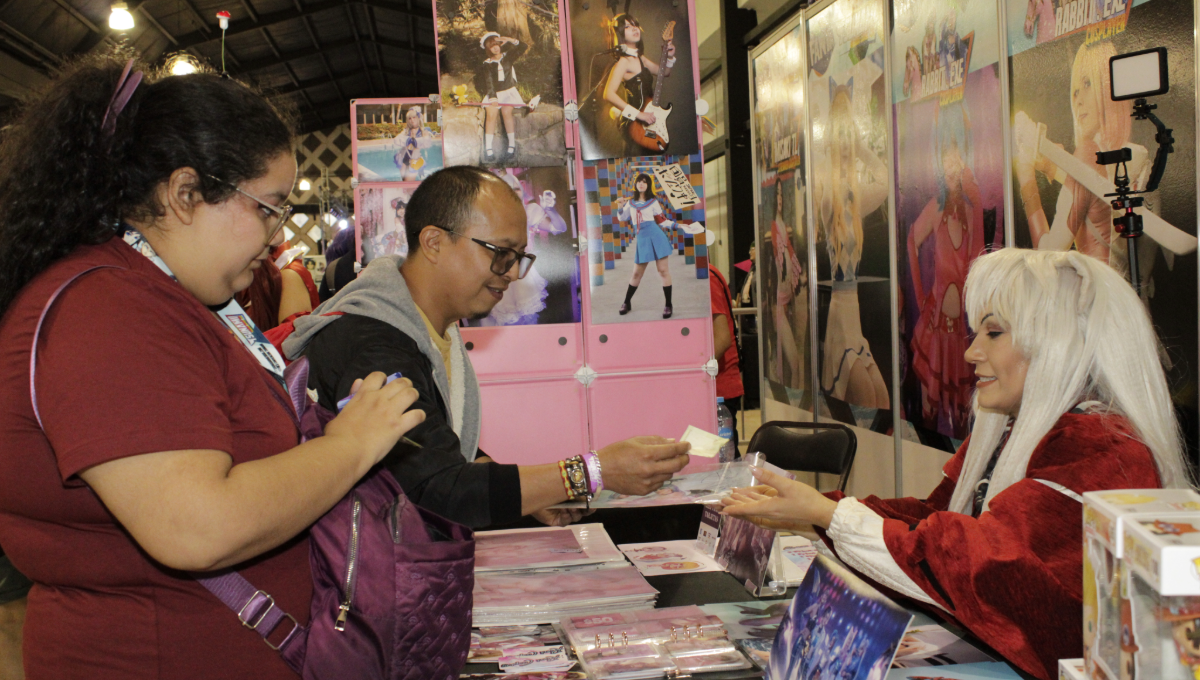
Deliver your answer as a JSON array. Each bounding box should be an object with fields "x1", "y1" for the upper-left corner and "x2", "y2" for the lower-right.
[
  {"x1": 570, "y1": 0, "x2": 699, "y2": 161},
  {"x1": 462, "y1": 165, "x2": 583, "y2": 327},
  {"x1": 355, "y1": 183, "x2": 418, "y2": 264},
  {"x1": 433, "y1": 0, "x2": 567, "y2": 168},
  {"x1": 581, "y1": 153, "x2": 709, "y2": 325},
  {"x1": 352, "y1": 99, "x2": 444, "y2": 182}
]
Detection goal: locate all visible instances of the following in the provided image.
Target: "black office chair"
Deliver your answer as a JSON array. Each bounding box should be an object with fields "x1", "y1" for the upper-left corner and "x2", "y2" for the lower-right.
[{"x1": 745, "y1": 421, "x2": 858, "y2": 492}]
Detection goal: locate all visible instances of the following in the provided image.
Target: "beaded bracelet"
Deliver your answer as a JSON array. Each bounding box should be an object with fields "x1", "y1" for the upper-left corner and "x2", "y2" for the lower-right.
[
  {"x1": 562, "y1": 455, "x2": 591, "y2": 501},
  {"x1": 557, "y1": 460, "x2": 575, "y2": 499}
]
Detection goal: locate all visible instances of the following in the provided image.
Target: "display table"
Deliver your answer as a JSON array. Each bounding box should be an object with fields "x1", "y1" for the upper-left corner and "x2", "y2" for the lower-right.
[{"x1": 462, "y1": 567, "x2": 1038, "y2": 679}]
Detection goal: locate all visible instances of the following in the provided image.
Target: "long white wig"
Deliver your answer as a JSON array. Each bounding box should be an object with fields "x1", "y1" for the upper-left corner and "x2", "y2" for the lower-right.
[{"x1": 948, "y1": 248, "x2": 1191, "y2": 514}]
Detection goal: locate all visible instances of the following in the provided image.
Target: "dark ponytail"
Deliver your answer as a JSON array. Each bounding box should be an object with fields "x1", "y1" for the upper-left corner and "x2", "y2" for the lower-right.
[{"x1": 0, "y1": 50, "x2": 294, "y2": 315}]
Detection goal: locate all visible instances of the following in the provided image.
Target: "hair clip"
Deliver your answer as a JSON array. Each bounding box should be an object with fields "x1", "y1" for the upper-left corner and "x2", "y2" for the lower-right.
[
  {"x1": 622, "y1": 631, "x2": 628, "y2": 647},
  {"x1": 595, "y1": 634, "x2": 601, "y2": 650},
  {"x1": 608, "y1": 632, "x2": 615, "y2": 648}
]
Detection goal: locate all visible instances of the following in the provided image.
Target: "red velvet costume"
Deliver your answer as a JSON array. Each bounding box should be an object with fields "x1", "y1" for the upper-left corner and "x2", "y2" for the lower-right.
[{"x1": 826, "y1": 412, "x2": 1161, "y2": 680}]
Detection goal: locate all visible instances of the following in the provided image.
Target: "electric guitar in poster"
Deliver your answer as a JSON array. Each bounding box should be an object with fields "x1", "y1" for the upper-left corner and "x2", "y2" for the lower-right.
[{"x1": 627, "y1": 21, "x2": 675, "y2": 153}]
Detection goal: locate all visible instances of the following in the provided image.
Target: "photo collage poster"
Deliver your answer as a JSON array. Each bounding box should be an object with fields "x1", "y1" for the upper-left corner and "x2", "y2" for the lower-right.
[
  {"x1": 580, "y1": 153, "x2": 710, "y2": 325},
  {"x1": 351, "y1": 98, "x2": 444, "y2": 264},
  {"x1": 569, "y1": 0, "x2": 700, "y2": 162},
  {"x1": 753, "y1": 21, "x2": 813, "y2": 412},
  {"x1": 892, "y1": 0, "x2": 1006, "y2": 449},
  {"x1": 432, "y1": 0, "x2": 567, "y2": 168},
  {"x1": 807, "y1": 0, "x2": 894, "y2": 431},
  {"x1": 462, "y1": 165, "x2": 583, "y2": 326},
  {"x1": 1007, "y1": 0, "x2": 1200, "y2": 443},
  {"x1": 769, "y1": 554, "x2": 911, "y2": 680}
]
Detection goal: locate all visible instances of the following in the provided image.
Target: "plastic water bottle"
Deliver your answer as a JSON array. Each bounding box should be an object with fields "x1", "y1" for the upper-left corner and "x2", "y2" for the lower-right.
[{"x1": 717, "y1": 398, "x2": 736, "y2": 463}]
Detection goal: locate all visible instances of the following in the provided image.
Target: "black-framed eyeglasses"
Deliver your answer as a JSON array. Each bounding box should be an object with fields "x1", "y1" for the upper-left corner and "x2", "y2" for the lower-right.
[
  {"x1": 434, "y1": 225, "x2": 536, "y2": 279},
  {"x1": 207, "y1": 174, "x2": 295, "y2": 246}
]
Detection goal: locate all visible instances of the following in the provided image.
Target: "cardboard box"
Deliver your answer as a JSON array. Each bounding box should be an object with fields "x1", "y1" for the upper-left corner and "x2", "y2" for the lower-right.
[{"x1": 1082, "y1": 489, "x2": 1200, "y2": 680}]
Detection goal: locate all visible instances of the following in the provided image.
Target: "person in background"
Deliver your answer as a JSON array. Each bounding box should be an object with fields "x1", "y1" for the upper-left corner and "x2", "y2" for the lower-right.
[
  {"x1": 0, "y1": 549, "x2": 29, "y2": 680},
  {"x1": 722, "y1": 249, "x2": 1191, "y2": 680},
  {"x1": 319, "y1": 227, "x2": 358, "y2": 302},
  {"x1": 0, "y1": 54, "x2": 425, "y2": 679},
  {"x1": 274, "y1": 242, "x2": 320, "y2": 314},
  {"x1": 235, "y1": 256, "x2": 283, "y2": 331},
  {"x1": 285, "y1": 166, "x2": 693, "y2": 529},
  {"x1": 709, "y1": 264, "x2": 744, "y2": 447}
]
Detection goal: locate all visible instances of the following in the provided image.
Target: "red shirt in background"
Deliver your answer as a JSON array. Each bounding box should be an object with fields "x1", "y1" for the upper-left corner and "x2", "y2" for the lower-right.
[
  {"x1": 708, "y1": 266, "x2": 745, "y2": 400},
  {"x1": 0, "y1": 238, "x2": 309, "y2": 680}
]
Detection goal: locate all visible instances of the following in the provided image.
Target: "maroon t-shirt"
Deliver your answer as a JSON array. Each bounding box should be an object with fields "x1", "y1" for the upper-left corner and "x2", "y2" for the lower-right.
[{"x1": 0, "y1": 238, "x2": 310, "y2": 679}]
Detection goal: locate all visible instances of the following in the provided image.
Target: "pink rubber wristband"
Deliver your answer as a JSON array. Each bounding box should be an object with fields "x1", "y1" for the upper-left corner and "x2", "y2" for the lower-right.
[{"x1": 582, "y1": 451, "x2": 603, "y2": 495}]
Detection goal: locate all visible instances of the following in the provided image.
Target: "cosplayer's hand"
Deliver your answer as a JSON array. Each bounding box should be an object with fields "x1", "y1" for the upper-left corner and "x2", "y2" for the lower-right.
[
  {"x1": 720, "y1": 467, "x2": 838, "y2": 529},
  {"x1": 637, "y1": 110, "x2": 657, "y2": 125},
  {"x1": 666, "y1": 42, "x2": 676, "y2": 60},
  {"x1": 616, "y1": 197, "x2": 629, "y2": 207},
  {"x1": 532, "y1": 507, "x2": 585, "y2": 526},
  {"x1": 1013, "y1": 111, "x2": 1039, "y2": 184},
  {"x1": 1034, "y1": 151, "x2": 1061, "y2": 183},
  {"x1": 598, "y1": 436, "x2": 691, "y2": 496},
  {"x1": 326, "y1": 373, "x2": 426, "y2": 468}
]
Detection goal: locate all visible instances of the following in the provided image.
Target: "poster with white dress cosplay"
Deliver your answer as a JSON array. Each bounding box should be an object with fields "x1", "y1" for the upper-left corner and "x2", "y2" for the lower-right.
[
  {"x1": 1006, "y1": 0, "x2": 1200, "y2": 448},
  {"x1": 352, "y1": 99, "x2": 444, "y2": 182},
  {"x1": 570, "y1": 0, "x2": 699, "y2": 161},
  {"x1": 892, "y1": 0, "x2": 1006, "y2": 448},
  {"x1": 751, "y1": 19, "x2": 811, "y2": 411},
  {"x1": 355, "y1": 183, "x2": 419, "y2": 264},
  {"x1": 462, "y1": 165, "x2": 582, "y2": 326},
  {"x1": 580, "y1": 153, "x2": 710, "y2": 325},
  {"x1": 807, "y1": 0, "x2": 894, "y2": 430},
  {"x1": 433, "y1": 0, "x2": 566, "y2": 168}
]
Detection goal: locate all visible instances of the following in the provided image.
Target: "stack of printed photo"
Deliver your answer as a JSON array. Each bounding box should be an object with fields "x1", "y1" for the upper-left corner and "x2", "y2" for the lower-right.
[
  {"x1": 472, "y1": 564, "x2": 659, "y2": 626},
  {"x1": 474, "y1": 524, "x2": 626, "y2": 573},
  {"x1": 559, "y1": 606, "x2": 752, "y2": 679}
]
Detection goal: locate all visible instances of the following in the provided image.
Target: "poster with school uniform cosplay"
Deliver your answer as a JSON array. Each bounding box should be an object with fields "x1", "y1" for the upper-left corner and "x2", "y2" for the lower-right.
[
  {"x1": 462, "y1": 165, "x2": 583, "y2": 326},
  {"x1": 580, "y1": 153, "x2": 710, "y2": 325},
  {"x1": 752, "y1": 20, "x2": 813, "y2": 412},
  {"x1": 1007, "y1": 0, "x2": 1200, "y2": 447},
  {"x1": 570, "y1": 0, "x2": 699, "y2": 161},
  {"x1": 892, "y1": 0, "x2": 1006, "y2": 448},
  {"x1": 355, "y1": 183, "x2": 418, "y2": 264},
  {"x1": 807, "y1": 0, "x2": 894, "y2": 430},
  {"x1": 352, "y1": 99, "x2": 444, "y2": 182},
  {"x1": 432, "y1": 0, "x2": 566, "y2": 168}
]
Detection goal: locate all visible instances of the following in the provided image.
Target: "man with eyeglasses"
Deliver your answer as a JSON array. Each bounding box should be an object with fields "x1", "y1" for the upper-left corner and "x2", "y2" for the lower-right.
[{"x1": 283, "y1": 167, "x2": 691, "y2": 529}]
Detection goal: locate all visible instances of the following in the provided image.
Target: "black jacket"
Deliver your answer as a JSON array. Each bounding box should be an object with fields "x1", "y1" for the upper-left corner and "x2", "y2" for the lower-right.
[{"x1": 304, "y1": 314, "x2": 521, "y2": 528}]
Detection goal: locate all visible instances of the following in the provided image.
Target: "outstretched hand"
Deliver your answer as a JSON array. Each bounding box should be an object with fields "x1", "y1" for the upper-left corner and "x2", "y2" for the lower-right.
[
  {"x1": 598, "y1": 435, "x2": 690, "y2": 497},
  {"x1": 720, "y1": 467, "x2": 838, "y2": 530}
]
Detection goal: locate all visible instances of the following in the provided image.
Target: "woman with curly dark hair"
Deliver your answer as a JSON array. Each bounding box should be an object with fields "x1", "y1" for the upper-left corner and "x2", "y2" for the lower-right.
[{"x1": 0, "y1": 53, "x2": 425, "y2": 679}]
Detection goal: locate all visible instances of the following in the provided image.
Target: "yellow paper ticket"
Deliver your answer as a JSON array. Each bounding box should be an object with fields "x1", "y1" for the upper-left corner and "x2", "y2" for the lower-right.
[{"x1": 680, "y1": 425, "x2": 729, "y2": 458}]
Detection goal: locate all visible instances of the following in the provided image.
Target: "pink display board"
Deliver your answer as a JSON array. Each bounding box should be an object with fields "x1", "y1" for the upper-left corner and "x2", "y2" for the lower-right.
[
  {"x1": 477, "y1": 377, "x2": 591, "y2": 465},
  {"x1": 462, "y1": 323, "x2": 585, "y2": 381},
  {"x1": 583, "y1": 318, "x2": 712, "y2": 373},
  {"x1": 587, "y1": 371, "x2": 716, "y2": 456}
]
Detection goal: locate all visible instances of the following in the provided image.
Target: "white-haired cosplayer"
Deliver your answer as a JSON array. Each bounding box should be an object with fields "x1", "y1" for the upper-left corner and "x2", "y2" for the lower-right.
[{"x1": 722, "y1": 248, "x2": 1190, "y2": 680}]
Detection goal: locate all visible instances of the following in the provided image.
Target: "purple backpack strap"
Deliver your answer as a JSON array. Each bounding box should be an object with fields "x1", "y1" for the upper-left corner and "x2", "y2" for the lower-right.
[
  {"x1": 195, "y1": 571, "x2": 306, "y2": 667},
  {"x1": 29, "y1": 266, "x2": 117, "y2": 429}
]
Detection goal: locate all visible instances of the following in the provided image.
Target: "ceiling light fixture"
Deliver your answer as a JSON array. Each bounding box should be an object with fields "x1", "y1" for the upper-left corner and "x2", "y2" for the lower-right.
[
  {"x1": 168, "y1": 54, "x2": 198, "y2": 75},
  {"x1": 109, "y1": 2, "x2": 135, "y2": 30},
  {"x1": 298, "y1": 178, "x2": 312, "y2": 191}
]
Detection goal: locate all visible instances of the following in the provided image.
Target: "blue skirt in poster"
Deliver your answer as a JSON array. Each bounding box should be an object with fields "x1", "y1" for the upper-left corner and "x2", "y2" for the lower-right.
[{"x1": 635, "y1": 221, "x2": 673, "y2": 264}]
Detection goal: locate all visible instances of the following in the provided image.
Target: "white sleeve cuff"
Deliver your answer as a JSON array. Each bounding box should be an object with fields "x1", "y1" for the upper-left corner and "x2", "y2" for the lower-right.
[
  {"x1": 621, "y1": 104, "x2": 640, "y2": 120},
  {"x1": 826, "y1": 497, "x2": 945, "y2": 610},
  {"x1": 665, "y1": 57, "x2": 677, "y2": 68}
]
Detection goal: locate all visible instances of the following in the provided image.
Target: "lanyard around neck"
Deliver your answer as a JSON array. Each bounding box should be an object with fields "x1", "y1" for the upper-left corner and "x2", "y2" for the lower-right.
[{"x1": 123, "y1": 229, "x2": 287, "y2": 386}]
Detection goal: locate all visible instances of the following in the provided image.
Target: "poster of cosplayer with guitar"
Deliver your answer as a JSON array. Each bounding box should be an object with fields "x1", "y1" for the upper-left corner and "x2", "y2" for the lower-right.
[
  {"x1": 433, "y1": 0, "x2": 566, "y2": 167},
  {"x1": 807, "y1": 0, "x2": 894, "y2": 430},
  {"x1": 892, "y1": 0, "x2": 1006, "y2": 447},
  {"x1": 751, "y1": 20, "x2": 812, "y2": 411},
  {"x1": 1006, "y1": 0, "x2": 1200, "y2": 446},
  {"x1": 352, "y1": 100, "x2": 444, "y2": 183},
  {"x1": 571, "y1": 0, "x2": 699, "y2": 161},
  {"x1": 462, "y1": 165, "x2": 583, "y2": 326}
]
